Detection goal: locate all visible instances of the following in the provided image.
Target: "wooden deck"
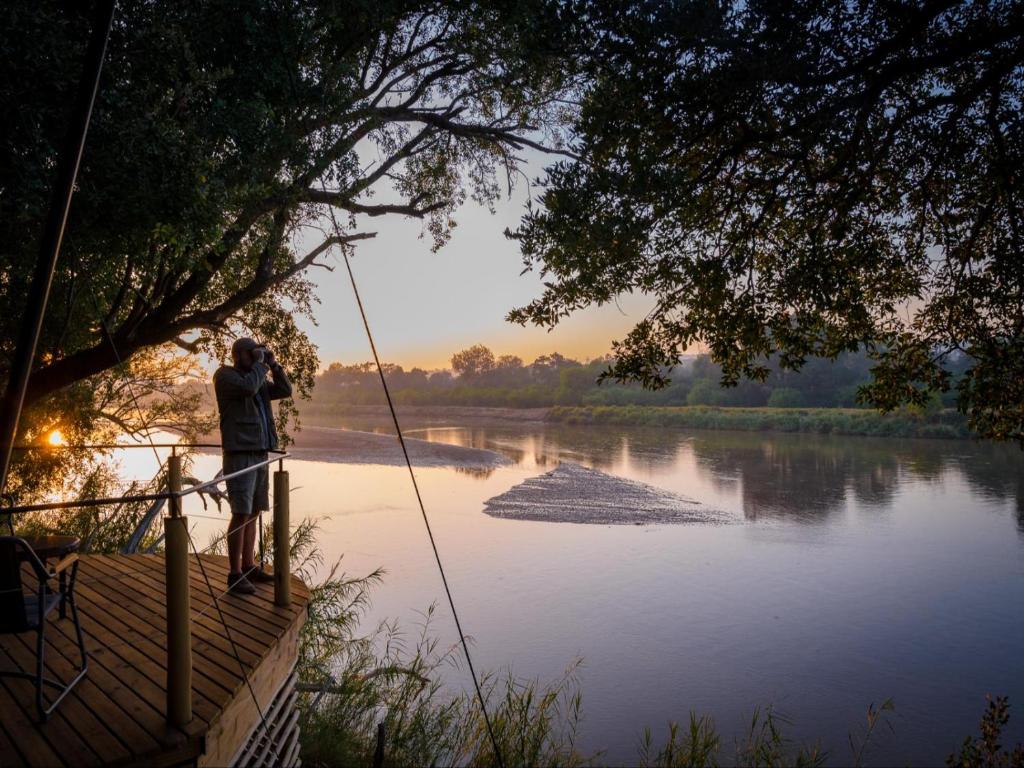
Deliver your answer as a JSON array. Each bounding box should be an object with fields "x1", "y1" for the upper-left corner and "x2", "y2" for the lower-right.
[{"x1": 0, "y1": 554, "x2": 309, "y2": 767}]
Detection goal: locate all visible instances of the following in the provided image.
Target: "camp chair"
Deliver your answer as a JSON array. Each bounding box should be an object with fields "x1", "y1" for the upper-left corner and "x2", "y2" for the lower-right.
[{"x1": 0, "y1": 536, "x2": 87, "y2": 721}]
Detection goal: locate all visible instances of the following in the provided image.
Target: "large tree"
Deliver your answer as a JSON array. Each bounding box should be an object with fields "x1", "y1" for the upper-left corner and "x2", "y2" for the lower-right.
[
  {"x1": 1, "y1": 0, "x2": 577, "y2": 459},
  {"x1": 510, "y1": 0, "x2": 1024, "y2": 441},
  {"x1": 451, "y1": 344, "x2": 496, "y2": 378}
]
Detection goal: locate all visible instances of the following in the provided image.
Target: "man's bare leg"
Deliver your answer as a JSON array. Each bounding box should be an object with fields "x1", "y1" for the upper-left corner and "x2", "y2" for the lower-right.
[
  {"x1": 241, "y1": 512, "x2": 259, "y2": 573},
  {"x1": 227, "y1": 513, "x2": 248, "y2": 574}
]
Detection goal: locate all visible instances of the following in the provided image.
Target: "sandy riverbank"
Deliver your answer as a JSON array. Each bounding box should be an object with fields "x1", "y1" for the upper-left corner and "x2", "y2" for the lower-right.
[
  {"x1": 298, "y1": 404, "x2": 549, "y2": 428},
  {"x1": 287, "y1": 425, "x2": 508, "y2": 468}
]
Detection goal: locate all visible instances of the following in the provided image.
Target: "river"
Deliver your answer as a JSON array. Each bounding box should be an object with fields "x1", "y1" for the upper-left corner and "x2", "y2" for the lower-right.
[{"x1": 162, "y1": 420, "x2": 1024, "y2": 765}]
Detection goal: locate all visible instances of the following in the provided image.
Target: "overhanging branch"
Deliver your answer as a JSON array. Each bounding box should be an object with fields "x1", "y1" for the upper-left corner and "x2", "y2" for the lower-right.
[{"x1": 303, "y1": 188, "x2": 448, "y2": 218}]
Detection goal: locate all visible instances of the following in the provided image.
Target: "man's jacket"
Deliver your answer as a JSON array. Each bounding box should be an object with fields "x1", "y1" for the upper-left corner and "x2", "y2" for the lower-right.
[{"x1": 213, "y1": 362, "x2": 292, "y2": 452}]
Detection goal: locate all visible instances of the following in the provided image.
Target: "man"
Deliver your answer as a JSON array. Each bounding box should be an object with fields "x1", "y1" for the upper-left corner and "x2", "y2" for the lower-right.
[{"x1": 213, "y1": 337, "x2": 292, "y2": 595}]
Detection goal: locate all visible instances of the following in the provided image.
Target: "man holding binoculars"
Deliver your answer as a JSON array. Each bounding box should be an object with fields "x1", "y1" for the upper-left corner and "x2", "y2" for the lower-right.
[{"x1": 213, "y1": 337, "x2": 292, "y2": 595}]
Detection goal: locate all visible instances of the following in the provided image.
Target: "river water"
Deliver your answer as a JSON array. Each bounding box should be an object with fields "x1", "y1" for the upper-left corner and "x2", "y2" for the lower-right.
[{"x1": 173, "y1": 422, "x2": 1024, "y2": 765}]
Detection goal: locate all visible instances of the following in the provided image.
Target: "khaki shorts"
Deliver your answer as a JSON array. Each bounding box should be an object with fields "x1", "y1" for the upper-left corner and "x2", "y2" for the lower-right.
[{"x1": 223, "y1": 451, "x2": 269, "y2": 516}]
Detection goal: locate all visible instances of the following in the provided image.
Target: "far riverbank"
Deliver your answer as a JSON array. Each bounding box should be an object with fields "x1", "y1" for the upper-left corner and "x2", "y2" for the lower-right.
[
  {"x1": 297, "y1": 403, "x2": 972, "y2": 440},
  {"x1": 547, "y1": 404, "x2": 972, "y2": 439}
]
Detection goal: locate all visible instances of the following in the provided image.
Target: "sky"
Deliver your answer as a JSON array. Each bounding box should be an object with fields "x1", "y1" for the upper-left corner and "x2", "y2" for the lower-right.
[{"x1": 295, "y1": 158, "x2": 654, "y2": 371}]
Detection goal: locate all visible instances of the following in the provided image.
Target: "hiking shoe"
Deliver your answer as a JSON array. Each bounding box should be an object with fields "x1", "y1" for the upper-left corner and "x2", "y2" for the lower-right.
[
  {"x1": 228, "y1": 573, "x2": 256, "y2": 595},
  {"x1": 247, "y1": 568, "x2": 275, "y2": 584}
]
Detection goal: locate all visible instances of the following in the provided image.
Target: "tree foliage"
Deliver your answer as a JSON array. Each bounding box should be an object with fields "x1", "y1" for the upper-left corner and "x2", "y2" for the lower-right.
[
  {"x1": 509, "y1": 0, "x2": 1024, "y2": 442},
  {"x1": 304, "y1": 344, "x2": 960, "y2": 421},
  {"x1": 1, "y1": 0, "x2": 578, "y2": 495},
  {"x1": 0, "y1": 1, "x2": 576, "y2": 409},
  {"x1": 451, "y1": 343, "x2": 496, "y2": 378}
]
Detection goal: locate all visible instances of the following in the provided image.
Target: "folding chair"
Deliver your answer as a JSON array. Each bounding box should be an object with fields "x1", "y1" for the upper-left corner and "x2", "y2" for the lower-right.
[{"x1": 0, "y1": 536, "x2": 87, "y2": 721}]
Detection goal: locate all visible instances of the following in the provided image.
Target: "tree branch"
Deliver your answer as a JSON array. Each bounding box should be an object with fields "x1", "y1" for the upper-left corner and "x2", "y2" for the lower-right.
[
  {"x1": 303, "y1": 188, "x2": 448, "y2": 218},
  {"x1": 377, "y1": 107, "x2": 577, "y2": 158}
]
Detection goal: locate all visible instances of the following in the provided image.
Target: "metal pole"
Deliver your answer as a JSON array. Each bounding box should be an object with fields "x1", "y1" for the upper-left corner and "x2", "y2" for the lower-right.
[
  {"x1": 273, "y1": 469, "x2": 291, "y2": 607},
  {"x1": 164, "y1": 454, "x2": 193, "y2": 726},
  {"x1": 0, "y1": 0, "x2": 117, "y2": 496}
]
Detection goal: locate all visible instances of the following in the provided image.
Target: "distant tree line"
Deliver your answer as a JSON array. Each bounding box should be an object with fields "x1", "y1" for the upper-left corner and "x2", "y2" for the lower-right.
[{"x1": 305, "y1": 344, "x2": 971, "y2": 411}]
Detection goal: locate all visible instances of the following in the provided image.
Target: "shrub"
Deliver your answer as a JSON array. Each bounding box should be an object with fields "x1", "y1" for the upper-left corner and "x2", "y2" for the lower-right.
[{"x1": 767, "y1": 388, "x2": 806, "y2": 408}]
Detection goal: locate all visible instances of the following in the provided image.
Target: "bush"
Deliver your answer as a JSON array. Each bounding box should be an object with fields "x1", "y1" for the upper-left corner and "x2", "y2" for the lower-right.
[
  {"x1": 687, "y1": 379, "x2": 726, "y2": 406},
  {"x1": 767, "y1": 387, "x2": 805, "y2": 408}
]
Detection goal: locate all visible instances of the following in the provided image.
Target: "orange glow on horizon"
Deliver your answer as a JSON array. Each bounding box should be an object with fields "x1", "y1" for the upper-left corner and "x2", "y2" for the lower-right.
[{"x1": 321, "y1": 335, "x2": 706, "y2": 372}]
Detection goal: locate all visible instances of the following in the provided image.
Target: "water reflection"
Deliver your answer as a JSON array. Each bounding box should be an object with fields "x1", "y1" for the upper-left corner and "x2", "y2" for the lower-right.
[
  {"x1": 686, "y1": 434, "x2": 902, "y2": 521},
  {"x1": 397, "y1": 423, "x2": 1024, "y2": 526},
  {"x1": 332, "y1": 415, "x2": 1024, "y2": 529},
  {"x1": 451, "y1": 464, "x2": 499, "y2": 479}
]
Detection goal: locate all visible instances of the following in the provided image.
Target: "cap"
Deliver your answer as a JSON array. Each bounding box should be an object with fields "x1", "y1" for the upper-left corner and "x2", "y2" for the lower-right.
[{"x1": 231, "y1": 337, "x2": 259, "y2": 356}]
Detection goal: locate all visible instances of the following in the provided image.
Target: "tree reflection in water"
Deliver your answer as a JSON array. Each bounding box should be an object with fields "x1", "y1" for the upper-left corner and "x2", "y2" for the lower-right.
[
  {"x1": 325, "y1": 414, "x2": 1024, "y2": 532},
  {"x1": 473, "y1": 425, "x2": 1024, "y2": 528}
]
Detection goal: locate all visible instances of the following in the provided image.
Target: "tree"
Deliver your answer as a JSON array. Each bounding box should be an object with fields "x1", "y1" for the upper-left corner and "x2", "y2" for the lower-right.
[
  {"x1": 1, "y1": 1, "x2": 577, "y2": 447},
  {"x1": 767, "y1": 388, "x2": 805, "y2": 409},
  {"x1": 686, "y1": 379, "x2": 724, "y2": 407},
  {"x1": 529, "y1": 352, "x2": 581, "y2": 385},
  {"x1": 1, "y1": 346, "x2": 212, "y2": 502},
  {"x1": 509, "y1": 0, "x2": 1024, "y2": 441},
  {"x1": 495, "y1": 354, "x2": 524, "y2": 370},
  {"x1": 451, "y1": 344, "x2": 496, "y2": 378}
]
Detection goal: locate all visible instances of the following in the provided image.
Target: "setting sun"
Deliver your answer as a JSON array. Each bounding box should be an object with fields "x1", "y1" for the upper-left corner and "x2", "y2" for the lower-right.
[{"x1": 47, "y1": 429, "x2": 66, "y2": 447}]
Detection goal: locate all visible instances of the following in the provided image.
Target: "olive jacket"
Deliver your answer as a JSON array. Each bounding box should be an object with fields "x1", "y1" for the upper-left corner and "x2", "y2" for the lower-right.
[{"x1": 213, "y1": 362, "x2": 292, "y2": 452}]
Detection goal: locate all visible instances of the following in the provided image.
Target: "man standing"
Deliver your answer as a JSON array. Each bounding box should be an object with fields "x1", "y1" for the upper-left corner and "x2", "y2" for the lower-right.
[{"x1": 214, "y1": 337, "x2": 292, "y2": 595}]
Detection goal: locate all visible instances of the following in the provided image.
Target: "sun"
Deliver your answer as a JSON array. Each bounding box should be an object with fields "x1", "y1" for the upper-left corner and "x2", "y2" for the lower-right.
[{"x1": 47, "y1": 429, "x2": 66, "y2": 447}]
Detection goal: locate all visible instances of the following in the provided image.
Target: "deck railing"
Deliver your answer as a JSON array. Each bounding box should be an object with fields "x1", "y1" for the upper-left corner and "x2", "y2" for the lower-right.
[{"x1": 3, "y1": 443, "x2": 292, "y2": 728}]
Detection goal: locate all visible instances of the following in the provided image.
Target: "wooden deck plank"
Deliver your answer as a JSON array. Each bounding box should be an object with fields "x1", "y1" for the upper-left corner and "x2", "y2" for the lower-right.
[
  {"x1": 84, "y1": 558, "x2": 288, "y2": 708},
  {"x1": 0, "y1": 554, "x2": 308, "y2": 767},
  {"x1": 64, "y1": 587, "x2": 220, "y2": 729},
  {"x1": 42, "y1": 609, "x2": 195, "y2": 750},
  {"x1": 83, "y1": 557, "x2": 267, "y2": 681},
  {"x1": 102, "y1": 555, "x2": 284, "y2": 653},
  {"x1": 22, "y1": 617, "x2": 166, "y2": 756},
  {"x1": 41, "y1": 618, "x2": 194, "y2": 765},
  {"x1": 0, "y1": 719, "x2": 28, "y2": 767},
  {"x1": 74, "y1": 560, "x2": 246, "y2": 695},
  {"x1": 106, "y1": 552, "x2": 300, "y2": 646},
  {"x1": 184, "y1": 555, "x2": 312, "y2": 602},
  {"x1": 6, "y1": 629, "x2": 138, "y2": 763},
  {"x1": 73, "y1": 577, "x2": 233, "y2": 709},
  {"x1": 135, "y1": 555, "x2": 295, "y2": 639},
  {"x1": 8, "y1": 624, "x2": 156, "y2": 760},
  {"x1": 180, "y1": 552, "x2": 311, "y2": 604},
  {"x1": 151, "y1": 554, "x2": 299, "y2": 630},
  {"x1": 0, "y1": 641, "x2": 103, "y2": 766}
]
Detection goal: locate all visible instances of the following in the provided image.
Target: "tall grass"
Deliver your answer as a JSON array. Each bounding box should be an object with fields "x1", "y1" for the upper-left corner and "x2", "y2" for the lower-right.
[
  {"x1": 947, "y1": 696, "x2": 1024, "y2": 768},
  {"x1": 298, "y1": 567, "x2": 588, "y2": 767}
]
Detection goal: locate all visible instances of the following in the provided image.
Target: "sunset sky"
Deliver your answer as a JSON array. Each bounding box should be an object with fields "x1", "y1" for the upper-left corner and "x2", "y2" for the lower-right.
[{"x1": 296, "y1": 155, "x2": 655, "y2": 371}]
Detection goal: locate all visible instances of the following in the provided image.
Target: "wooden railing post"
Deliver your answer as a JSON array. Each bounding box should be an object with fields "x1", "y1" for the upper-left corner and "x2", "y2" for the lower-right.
[
  {"x1": 273, "y1": 466, "x2": 291, "y2": 607},
  {"x1": 164, "y1": 453, "x2": 192, "y2": 726}
]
